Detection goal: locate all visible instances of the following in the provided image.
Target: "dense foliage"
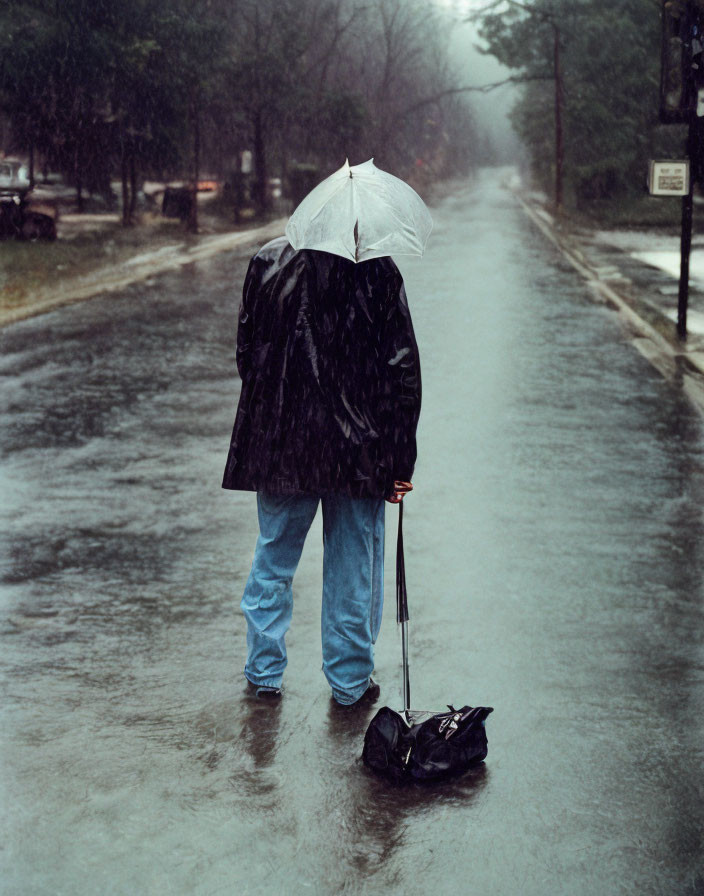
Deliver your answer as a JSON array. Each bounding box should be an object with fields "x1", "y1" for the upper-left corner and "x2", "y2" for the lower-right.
[
  {"x1": 477, "y1": 0, "x2": 687, "y2": 208},
  {"x1": 0, "y1": 0, "x2": 480, "y2": 219}
]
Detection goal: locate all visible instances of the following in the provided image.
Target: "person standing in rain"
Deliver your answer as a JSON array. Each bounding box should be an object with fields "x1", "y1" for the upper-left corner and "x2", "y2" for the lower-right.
[{"x1": 222, "y1": 160, "x2": 430, "y2": 706}]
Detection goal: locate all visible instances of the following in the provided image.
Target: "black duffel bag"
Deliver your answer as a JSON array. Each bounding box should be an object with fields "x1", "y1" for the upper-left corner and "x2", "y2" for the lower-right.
[
  {"x1": 362, "y1": 503, "x2": 493, "y2": 784},
  {"x1": 363, "y1": 704, "x2": 493, "y2": 784}
]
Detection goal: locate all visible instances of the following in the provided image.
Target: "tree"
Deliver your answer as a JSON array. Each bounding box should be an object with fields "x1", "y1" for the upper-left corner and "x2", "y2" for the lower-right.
[
  {"x1": 1, "y1": 0, "x2": 483, "y2": 225},
  {"x1": 104, "y1": 0, "x2": 184, "y2": 224},
  {"x1": 323, "y1": 0, "x2": 479, "y2": 179},
  {"x1": 476, "y1": 0, "x2": 684, "y2": 210},
  {"x1": 0, "y1": 1, "x2": 115, "y2": 207},
  {"x1": 476, "y1": 0, "x2": 587, "y2": 211},
  {"x1": 156, "y1": 0, "x2": 226, "y2": 231},
  {"x1": 219, "y1": 0, "x2": 369, "y2": 212}
]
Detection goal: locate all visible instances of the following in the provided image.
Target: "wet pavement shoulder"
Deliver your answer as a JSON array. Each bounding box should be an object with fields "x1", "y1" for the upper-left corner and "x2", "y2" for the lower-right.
[{"x1": 514, "y1": 190, "x2": 704, "y2": 411}]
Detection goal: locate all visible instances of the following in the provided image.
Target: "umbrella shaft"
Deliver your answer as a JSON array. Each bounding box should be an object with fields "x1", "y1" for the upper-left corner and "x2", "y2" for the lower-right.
[{"x1": 401, "y1": 619, "x2": 411, "y2": 715}]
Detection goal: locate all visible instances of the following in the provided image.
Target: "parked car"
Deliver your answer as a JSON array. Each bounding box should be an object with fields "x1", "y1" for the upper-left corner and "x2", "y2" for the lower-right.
[{"x1": 0, "y1": 158, "x2": 57, "y2": 240}]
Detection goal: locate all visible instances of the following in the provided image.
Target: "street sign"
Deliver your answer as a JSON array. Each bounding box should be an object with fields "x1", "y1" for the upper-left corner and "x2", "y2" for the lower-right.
[{"x1": 648, "y1": 159, "x2": 690, "y2": 195}]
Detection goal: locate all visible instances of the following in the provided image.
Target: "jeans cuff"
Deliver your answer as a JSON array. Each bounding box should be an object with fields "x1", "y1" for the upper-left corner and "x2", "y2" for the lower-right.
[
  {"x1": 331, "y1": 678, "x2": 371, "y2": 705},
  {"x1": 244, "y1": 671, "x2": 283, "y2": 689}
]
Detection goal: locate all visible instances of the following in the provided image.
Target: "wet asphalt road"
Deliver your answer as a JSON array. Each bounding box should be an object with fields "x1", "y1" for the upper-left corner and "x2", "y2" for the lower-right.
[{"x1": 1, "y1": 169, "x2": 703, "y2": 895}]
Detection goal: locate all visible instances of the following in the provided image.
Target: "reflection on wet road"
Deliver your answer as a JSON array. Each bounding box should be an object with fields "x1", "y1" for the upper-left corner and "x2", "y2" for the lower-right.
[{"x1": 1, "y1": 170, "x2": 703, "y2": 895}]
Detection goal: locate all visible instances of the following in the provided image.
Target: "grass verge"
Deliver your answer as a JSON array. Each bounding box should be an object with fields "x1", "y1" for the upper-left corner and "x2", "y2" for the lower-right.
[{"x1": 0, "y1": 208, "x2": 278, "y2": 314}]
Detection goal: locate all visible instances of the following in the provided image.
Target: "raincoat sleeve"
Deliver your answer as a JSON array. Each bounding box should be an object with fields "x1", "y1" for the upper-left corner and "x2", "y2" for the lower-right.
[
  {"x1": 236, "y1": 255, "x2": 259, "y2": 381},
  {"x1": 380, "y1": 274, "x2": 422, "y2": 488}
]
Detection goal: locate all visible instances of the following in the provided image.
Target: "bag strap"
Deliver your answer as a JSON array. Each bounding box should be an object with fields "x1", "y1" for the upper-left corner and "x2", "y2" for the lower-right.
[{"x1": 396, "y1": 501, "x2": 409, "y2": 624}]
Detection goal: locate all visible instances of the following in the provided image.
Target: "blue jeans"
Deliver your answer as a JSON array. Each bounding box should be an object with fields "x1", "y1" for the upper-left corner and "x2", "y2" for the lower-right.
[{"x1": 241, "y1": 492, "x2": 385, "y2": 704}]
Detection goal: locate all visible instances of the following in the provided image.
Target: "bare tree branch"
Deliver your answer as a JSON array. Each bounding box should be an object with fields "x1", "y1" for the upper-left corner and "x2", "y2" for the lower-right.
[
  {"x1": 400, "y1": 74, "x2": 554, "y2": 116},
  {"x1": 467, "y1": 0, "x2": 530, "y2": 20},
  {"x1": 468, "y1": 0, "x2": 557, "y2": 25}
]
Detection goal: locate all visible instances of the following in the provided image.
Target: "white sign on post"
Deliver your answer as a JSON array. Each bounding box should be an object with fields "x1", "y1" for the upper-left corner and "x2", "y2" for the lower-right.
[{"x1": 648, "y1": 160, "x2": 690, "y2": 196}]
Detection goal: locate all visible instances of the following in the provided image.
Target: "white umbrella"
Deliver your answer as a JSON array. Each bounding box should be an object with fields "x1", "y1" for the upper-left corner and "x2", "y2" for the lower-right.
[{"x1": 285, "y1": 158, "x2": 433, "y2": 263}]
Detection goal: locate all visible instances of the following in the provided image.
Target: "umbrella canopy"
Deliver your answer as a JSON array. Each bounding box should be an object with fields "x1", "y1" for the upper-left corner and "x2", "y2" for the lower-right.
[{"x1": 285, "y1": 159, "x2": 433, "y2": 263}]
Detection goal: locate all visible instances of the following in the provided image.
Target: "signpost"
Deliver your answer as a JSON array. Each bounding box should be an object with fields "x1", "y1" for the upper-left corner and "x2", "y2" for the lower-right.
[{"x1": 658, "y1": 0, "x2": 704, "y2": 339}]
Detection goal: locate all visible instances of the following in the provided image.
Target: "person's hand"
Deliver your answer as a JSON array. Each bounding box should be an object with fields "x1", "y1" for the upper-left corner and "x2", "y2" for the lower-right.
[{"x1": 387, "y1": 480, "x2": 413, "y2": 504}]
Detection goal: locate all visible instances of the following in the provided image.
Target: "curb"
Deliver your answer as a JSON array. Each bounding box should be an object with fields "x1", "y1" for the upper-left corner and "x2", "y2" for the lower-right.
[
  {"x1": 0, "y1": 217, "x2": 287, "y2": 329},
  {"x1": 513, "y1": 189, "x2": 704, "y2": 410}
]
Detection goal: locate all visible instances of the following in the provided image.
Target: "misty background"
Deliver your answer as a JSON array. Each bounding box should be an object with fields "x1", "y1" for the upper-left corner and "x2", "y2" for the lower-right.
[{"x1": 0, "y1": 0, "x2": 690, "y2": 232}]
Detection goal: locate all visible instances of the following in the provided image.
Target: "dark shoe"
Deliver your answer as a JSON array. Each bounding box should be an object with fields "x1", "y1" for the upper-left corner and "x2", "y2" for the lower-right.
[
  {"x1": 332, "y1": 678, "x2": 380, "y2": 709},
  {"x1": 246, "y1": 679, "x2": 282, "y2": 700}
]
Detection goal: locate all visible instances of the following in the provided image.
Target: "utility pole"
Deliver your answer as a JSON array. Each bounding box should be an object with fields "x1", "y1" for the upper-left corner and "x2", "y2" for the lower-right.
[
  {"x1": 676, "y1": 2, "x2": 701, "y2": 340},
  {"x1": 679, "y1": 119, "x2": 696, "y2": 338},
  {"x1": 553, "y1": 22, "x2": 564, "y2": 214}
]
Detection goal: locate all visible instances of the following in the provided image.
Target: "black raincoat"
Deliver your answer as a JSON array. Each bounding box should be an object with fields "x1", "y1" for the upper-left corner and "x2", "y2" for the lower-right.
[{"x1": 222, "y1": 237, "x2": 421, "y2": 499}]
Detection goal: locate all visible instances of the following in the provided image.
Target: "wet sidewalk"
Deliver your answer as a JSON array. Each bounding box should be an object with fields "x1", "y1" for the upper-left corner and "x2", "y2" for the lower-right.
[{"x1": 1, "y1": 169, "x2": 703, "y2": 895}]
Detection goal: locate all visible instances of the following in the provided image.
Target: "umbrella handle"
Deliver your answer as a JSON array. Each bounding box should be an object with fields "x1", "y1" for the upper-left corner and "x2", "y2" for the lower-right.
[
  {"x1": 397, "y1": 502, "x2": 411, "y2": 716},
  {"x1": 401, "y1": 620, "x2": 411, "y2": 719},
  {"x1": 396, "y1": 501, "x2": 409, "y2": 623}
]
